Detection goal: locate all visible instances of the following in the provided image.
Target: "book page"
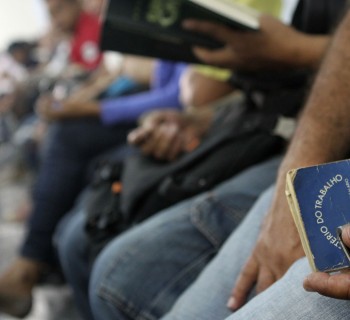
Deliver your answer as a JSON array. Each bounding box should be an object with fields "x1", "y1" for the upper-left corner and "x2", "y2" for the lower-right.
[{"x1": 188, "y1": 0, "x2": 260, "y2": 30}]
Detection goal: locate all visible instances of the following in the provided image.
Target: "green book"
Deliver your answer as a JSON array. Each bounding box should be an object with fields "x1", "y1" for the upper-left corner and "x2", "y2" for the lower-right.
[{"x1": 100, "y1": 0, "x2": 260, "y2": 63}]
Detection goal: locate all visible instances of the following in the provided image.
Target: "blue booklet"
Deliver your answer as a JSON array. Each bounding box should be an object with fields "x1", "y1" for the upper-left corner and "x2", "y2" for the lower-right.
[{"x1": 286, "y1": 160, "x2": 350, "y2": 272}]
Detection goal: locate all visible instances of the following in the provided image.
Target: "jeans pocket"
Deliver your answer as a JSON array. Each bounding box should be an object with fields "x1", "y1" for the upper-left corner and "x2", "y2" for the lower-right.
[{"x1": 190, "y1": 192, "x2": 249, "y2": 249}]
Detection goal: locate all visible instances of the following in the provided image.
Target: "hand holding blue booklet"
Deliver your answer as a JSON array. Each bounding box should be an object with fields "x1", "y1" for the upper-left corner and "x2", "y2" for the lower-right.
[{"x1": 286, "y1": 160, "x2": 350, "y2": 272}]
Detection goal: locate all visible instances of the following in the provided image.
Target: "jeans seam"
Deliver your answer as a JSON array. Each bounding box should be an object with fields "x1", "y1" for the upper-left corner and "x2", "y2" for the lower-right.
[
  {"x1": 212, "y1": 194, "x2": 246, "y2": 221},
  {"x1": 98, "y1": 247, "x2": 217, "y2": 320},
  {"x1": 97, "y1": 244, "x2": 144, "y2": 319},
  {"x1": 98, "y1": 287, "x2": 155, "y2": 320},
  {"x1": 147, "y1": 247, "x2": 217, "y2": 314},
  {"x1": 191, "y1": 193, "x2": 244, "y2": 249}
]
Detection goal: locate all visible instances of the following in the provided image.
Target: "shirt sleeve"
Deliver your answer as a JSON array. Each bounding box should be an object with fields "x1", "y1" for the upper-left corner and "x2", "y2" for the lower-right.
[{"x1": 100, "y1": 63, "x2": 187, "y2": 125}]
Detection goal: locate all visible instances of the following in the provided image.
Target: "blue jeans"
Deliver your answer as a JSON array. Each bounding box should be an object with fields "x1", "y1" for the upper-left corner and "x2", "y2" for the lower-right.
[
  {"x1": 21, "y1": 118, "x2": 134, "y2": 266},
  {"x1": 227, "y1": 258, "x2": 350, "y2": 320},
  {"x1": 162, "y1": 187, "x2": 350, "y2": 320},
  {"x1": 57, "y1": 156, "x2": 281, "y2": 320},
  {"x1": 56, "y1": 207, "x2": 94, "y2": 320},
  {"x1": 161, "y1": 187, "x2": 275, "y2": 320}
]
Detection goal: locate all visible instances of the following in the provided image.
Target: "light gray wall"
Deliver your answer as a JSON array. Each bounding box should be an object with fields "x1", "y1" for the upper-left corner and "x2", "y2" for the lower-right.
[{"x1": 0, "y1": 0, "x2": 49, "y2": 51}]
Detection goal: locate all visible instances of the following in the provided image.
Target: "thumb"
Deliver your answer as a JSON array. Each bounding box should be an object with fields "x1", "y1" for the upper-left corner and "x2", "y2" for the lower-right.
[
  {"x1": 142, "y1": 112, "x2": 164, "y2": 129},
  {"x1": 127, "y1": 127, "x2": 151, "y2": 146},
  {"x1": 340, "y1": 224, "x2": 350, "y2": 248}
]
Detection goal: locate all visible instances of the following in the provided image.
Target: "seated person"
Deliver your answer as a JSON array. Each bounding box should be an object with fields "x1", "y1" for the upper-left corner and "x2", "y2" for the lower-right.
[
  {"x1": 59, "y1": 119, "x2": 283, "y2": 320},
  {"x1": 45, "y1": 0, "x2": 102, "y2": 72},
  {"x1": 55, "y1": 0, "x2": 344, "y2": 319},
  {"x1": 7, "y1": 0, "x2": 106, "y2": 160},
  {"x1": 0, "y1": 41, "x2": 32, "y2": 117},
  {"x1": 158, "y1": 10, "x2": 350, "y2": 320},
  {"x1": 4, "y1": 0, "x2": 106, "y2": 123},
  {"x1": 0, "y1": 58, "x2": 235, "y2": 318}
]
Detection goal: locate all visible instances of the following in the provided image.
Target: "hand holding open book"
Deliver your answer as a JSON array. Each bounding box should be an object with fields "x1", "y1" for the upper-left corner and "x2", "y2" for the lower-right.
[
  {"x1": 101, "y1": 0, "x2": 260, "y2": 63},
  {"x1": 182, "y1": 15, "x2": 306, "y2": 70},
  {"x1": 101, "y1": 0, "x2": 322, "y2": 71}
]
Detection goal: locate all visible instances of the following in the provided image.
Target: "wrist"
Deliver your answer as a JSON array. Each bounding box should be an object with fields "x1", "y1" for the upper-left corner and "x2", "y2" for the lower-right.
[
  {"x1": 63, "y1": 100, "x2": 101, "y2": 118},
  {"x1": 83, "y1": 101, "x2": 101, "y2": 117},
  {"x1": 186, "y1": 109, "x2": 213, "y2": 138},
  {"x1": 286, "y1": 34, "x2": 329, "y2": 70}
]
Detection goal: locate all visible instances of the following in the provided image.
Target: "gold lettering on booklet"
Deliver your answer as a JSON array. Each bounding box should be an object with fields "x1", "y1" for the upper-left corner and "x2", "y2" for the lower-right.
[{"x1": 146, "y1": 0, "x2": 182, "y2": 27}]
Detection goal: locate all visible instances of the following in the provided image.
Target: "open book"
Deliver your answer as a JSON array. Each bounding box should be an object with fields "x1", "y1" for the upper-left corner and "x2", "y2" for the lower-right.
[
  {"x1": 286, "y1": 160, "x2": 350, "y2": 272},
  {"x1": 100, "y1": 0, "x2": 260, "y2": 63}
]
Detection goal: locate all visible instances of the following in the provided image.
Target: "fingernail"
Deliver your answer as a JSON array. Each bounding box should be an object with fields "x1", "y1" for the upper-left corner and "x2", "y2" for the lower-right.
[
  {"x1": 342, "y1": 224, "x2": 350, "y2": 235},
  {"x1": 227, "y1": 297, "x2": 237, "y2": 310},
  {"x1": 127, "y1": 134, "x2": 135, "y2": 142},
  {"x1": 338, "y1": 224, "x2": 350, "y2": 244},
  {"x1": 303, "y1": 277, "x2": 315, "y2": 292},
  {"x1": 304, "y1": 285, "x2": 315, "y2": 292}
]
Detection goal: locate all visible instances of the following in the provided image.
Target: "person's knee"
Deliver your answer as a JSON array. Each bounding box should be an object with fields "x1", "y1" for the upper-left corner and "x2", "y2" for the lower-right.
[
  {"x1": 47, "y1": 120, "x2": 88, "y2": 144},
  {"x1": 55, "y1": 211, "x2": 86, "y2": 269},
  {"x1": 41, "y1": 121, "x2": 74, "y2": 156},
  {"x1": 283, "y1": 258, "x2": 310, "y2": 282},
  {"x1": 89, "y1": 249, "x2": 134, "y2": 320},
  {"x1": 89, "y1": 283, "x2": 130, "y2": 320},
  {"x1": 87, "y1": 218, "x2": 183, "y2": 320},
  {"x1": 56, "y1": 223, "x2": 76, "y2": 266}
]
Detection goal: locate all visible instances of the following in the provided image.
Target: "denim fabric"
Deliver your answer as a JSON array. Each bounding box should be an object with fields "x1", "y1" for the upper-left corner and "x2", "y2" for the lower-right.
[
  {"x1": 161, "y1": 186, "x2": 275, "y2": 320},
  {"x1": 21, "y1": 118, "x2": 135, "y2": 265},
  {"x1": 56, "y1": 208, "x2": 95, "y2": 320},
  {"x1": 228, "y1": 258, "x2": 350, "y2": 320},
  {"x1": 163, "y1": 185, "x2": 350, "y2": 320},
  {"x1": 84, "y1": 156, "x2": 282, "y2": 320}
]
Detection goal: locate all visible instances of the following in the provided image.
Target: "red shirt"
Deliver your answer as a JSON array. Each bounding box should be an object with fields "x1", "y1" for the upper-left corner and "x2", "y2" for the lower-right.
[{"x1": 70, "y1": 12, "x2": 102, "y2": 70}]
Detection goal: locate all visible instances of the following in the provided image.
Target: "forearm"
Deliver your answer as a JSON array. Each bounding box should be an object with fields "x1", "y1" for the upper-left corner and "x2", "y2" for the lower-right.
[
  {"x1": 251, "y1": 28, "x2": 347, "y2": 278},
  {"x1": 287, "y1": 34, "x2": 329, "y2": 70},
  {"x1": 62, "y1": 100, "x2": 100, "y2": 118},
  {"x1": 279, "y1": 13, "x2": 350, "y2": 176},
  {"x1": 228, "y1": 14, "x2": 350, "y2": 305},
  {"x1": 264, "y1": 12, "x2": 350, "y2": 238},
  {"x1": 120, "y1": 56, "x2": 155, "y2": 85},
  {"x1": 71, "y1": 65, "x2": 117, "y2": 102},
  {"x1": 180, "y1": 68, "x2": 234, "y2": 108},
  {"x1": 69, "y1": 77, "x2": 115, "y2": 103},
  {"x1": 264, "y1": 14, "x2": 330, "y2": 70},
  {"x1": 184, "y1": 107, "x2": 214, "y2": 138},
  {"x1": 100, "y1": 82, "x2": 182, "y2": 125}
]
